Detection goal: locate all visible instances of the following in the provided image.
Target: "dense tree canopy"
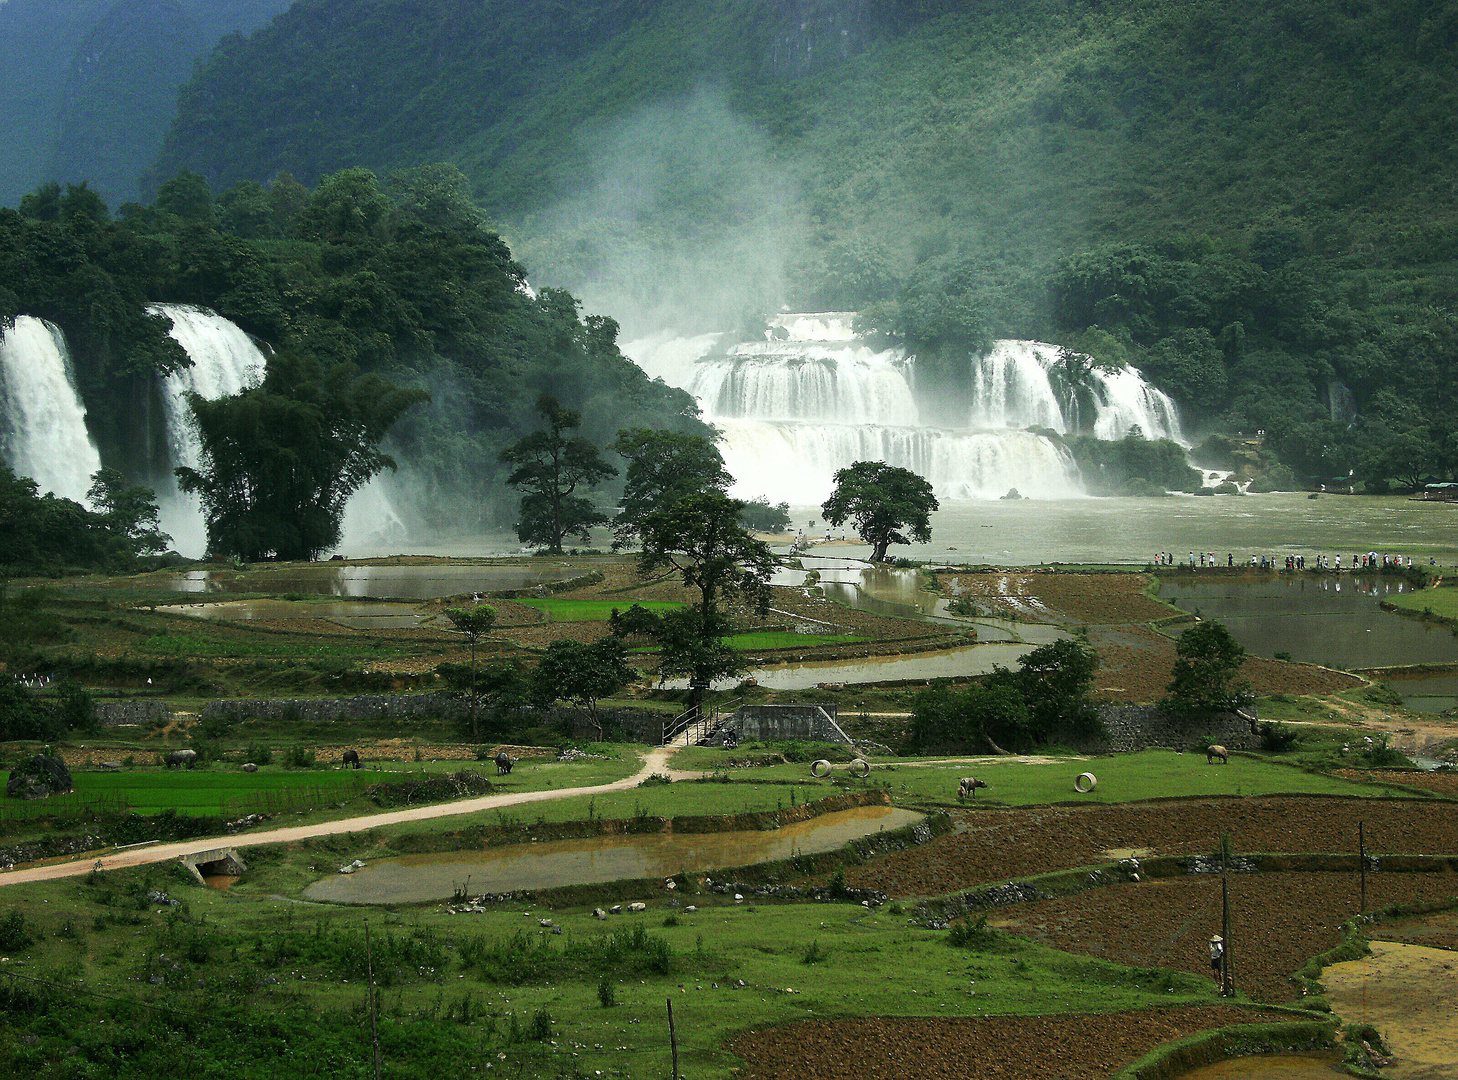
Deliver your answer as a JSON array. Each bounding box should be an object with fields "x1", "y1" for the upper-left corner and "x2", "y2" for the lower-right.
[
  {"x1": 821, "y1": 461, "x2": 938, "y2": 564},
  {"x1": 500, "y1": 394, "x2": 618, "y2": 553},
  {"x1": 1163, "y1": 621, "x2": 1252, "y2": 719}
]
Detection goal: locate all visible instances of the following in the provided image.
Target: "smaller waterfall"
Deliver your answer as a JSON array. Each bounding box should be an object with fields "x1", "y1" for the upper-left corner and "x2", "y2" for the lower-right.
[
  {"x1": 339, "y1": 476, "x2": 409, "y2": 554},
  {"x1": 1089, "y1": 365, "x2": 1184, "y2": 443},
  {"x1": 0, "y1": 316, "x2": 103, "y2": 503}
]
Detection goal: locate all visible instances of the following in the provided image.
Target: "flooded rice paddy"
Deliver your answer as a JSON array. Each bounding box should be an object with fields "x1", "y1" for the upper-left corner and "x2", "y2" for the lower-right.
[
  {"x1": 1175, "y1": 1052, "x2": 1347, "y2": 1078},
  {"x1": 303, "y1": 805, "x2": 924, "y2": 904},
  {"x1": 1157, "y1": 574, "x2": 1458, "y2": 671},
  {"x1": 163, "y1": 563, "x2": 582, "y2": 598},
  {"x1": 170, "y1": 599, "x2": 428, "y2": 629}
]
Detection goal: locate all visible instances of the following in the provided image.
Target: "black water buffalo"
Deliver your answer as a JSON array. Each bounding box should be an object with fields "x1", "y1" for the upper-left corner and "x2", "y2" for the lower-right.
[
  {"x1": 341, "y1": 749, "x2": 361, "y2": 769},
  {"x1": 495, "y1": 752, "x2": 513, "y2": 776},
  {"x1": 164, "y1": 749, "x2": 198, "y2": 769}
]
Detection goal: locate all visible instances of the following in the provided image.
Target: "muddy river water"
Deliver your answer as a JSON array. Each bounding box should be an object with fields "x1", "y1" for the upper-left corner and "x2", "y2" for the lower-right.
[{"x1": 303, "y1": 805, "x2": 923, "y2": 905}]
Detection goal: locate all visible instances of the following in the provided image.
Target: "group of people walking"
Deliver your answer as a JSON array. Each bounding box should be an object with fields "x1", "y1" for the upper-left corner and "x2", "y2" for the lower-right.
[{"x1": 1153, "y1": 551, "x2": 1427, "y2": 571}]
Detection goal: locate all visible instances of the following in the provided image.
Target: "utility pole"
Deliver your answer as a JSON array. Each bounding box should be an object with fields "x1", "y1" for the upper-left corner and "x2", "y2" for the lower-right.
[
  {"x1": 667, "y1": 998, "x2": 679, "y2": 1080},
  {"x1": 367, "y1": 923, "x2": 382, "y2": 1080},
  {"x1": 1220, "y1": 833, "x2": 1233, "y2": 997},
  {"x1": 1359, "y1": 820, "x2": 1368, "y2": 914}
]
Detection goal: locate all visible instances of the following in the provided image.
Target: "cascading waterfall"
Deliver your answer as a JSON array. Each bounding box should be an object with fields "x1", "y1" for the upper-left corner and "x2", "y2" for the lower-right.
[
  {"x1": 151, "y1": 304, "x2": 406, "y2": 555},
  {"x1": 0, "y1": 316, "x2": 103, "y2": 503},
  {"x1": 625, "y1": 312, "x2": 1183, "y2": 503}
]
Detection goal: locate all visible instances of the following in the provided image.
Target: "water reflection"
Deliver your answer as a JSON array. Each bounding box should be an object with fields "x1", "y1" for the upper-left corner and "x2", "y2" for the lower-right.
[
  {"x1": 1158, "y1": 574, "x2": 1458, "y2": 670},
  {"x1": 171, "y1": 599, "x2": 426, "y2": 629},
  {"x1": 163, "y1": 564, "x2": 581, "y2": 598},
  {"x1": 303, "y1": 805, "x2": 924, "y2": 904}
]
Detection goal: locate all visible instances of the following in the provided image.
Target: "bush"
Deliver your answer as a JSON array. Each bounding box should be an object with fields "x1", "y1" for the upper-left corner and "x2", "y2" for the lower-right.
[
  {"x1": 0, "y1": 909, "x2": 29, "y2": 950},
  {"x1": 800, "y1": 940, "x2": 828, "y2": 964},
  {"x1": 285, "y1": 746, "x2": 316, "y2": 769},
  {"x1": 597, "y1": 976, "x2": 616, "y2": 1007},
  {"x1": 1259, "y1": 721, "x2": 1299, "y2": 753},
  {"x1": 948, "y1": 914, "x2": 997, "y2": 949},
  {"x1": 244, "y1": 742, "x2": 273, "y2": 766},
  {"x1": 526, "y1": 1008, "x2": 553, "y2": 1041}
]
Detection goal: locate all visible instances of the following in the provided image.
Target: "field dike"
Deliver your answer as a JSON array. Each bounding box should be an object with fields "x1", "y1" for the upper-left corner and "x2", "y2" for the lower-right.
[{"x1": 338, "y1": 791, "x2": 954, "y2": 909}]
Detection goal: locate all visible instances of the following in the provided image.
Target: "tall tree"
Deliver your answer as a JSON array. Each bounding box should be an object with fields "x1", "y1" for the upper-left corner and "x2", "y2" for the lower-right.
[
  {"x1": 821, "y1": 461, "x2": 939, "y2": 563},
  {"x1": 637, "y1": 491, "x2": 775, "y2": 702},
  {"x1": 87, "y1": 469, "x2": 170, "y2": 561},
  {"x1": 444, "y1": 605, "x2": 497, "y2": 740},
  {"x1": 1162, "y1": 621, "x2": 1252, "y2": 718},
  {"x1": 611, "y1": 428, "x2": 731, "y2": 548},
  {"x1": 500, "y1": 394, "x2": 617, "y2": 554},
  {"x1": 177, "y1": 352, "x2": 425, "y2": 561}
]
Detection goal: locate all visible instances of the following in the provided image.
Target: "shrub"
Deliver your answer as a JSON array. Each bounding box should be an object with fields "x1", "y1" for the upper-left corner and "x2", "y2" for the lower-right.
[
  {"x1": 1259, "y1": 721, "x2": 1299, "y2": 753},
  {"x1": 800, "y1": 940, "x2": 828, "y2": 964},
  {"x1": 244, "y1": 742, "x2": 273, "y2": 766},
  {"x1": 0, "y1": 909, "x2": 29, "y2": 950},
  {"x1": 526, "y1": 1008, "x2": 553, "y2": 1041},
  {"x1": 597, "y1": 977, "x2": 616, "y2": 1008},
  {"x1": 285, "y1": 746, "x2": 316, "y2": 769},
  {"x1": 948, "y1": 914, "x2": 997, "y2": 949}
]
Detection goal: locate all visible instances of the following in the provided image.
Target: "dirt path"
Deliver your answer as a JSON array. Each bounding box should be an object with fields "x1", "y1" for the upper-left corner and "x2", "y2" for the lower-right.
[{"x1": 0, "y1": 747, "x2": 693, "y2": 887}]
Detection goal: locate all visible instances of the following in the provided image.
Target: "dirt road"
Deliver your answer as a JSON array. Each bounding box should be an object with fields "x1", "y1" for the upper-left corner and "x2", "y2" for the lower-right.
[{"x1": 0, "y1": 746, "x2": 688, "y2": 888}]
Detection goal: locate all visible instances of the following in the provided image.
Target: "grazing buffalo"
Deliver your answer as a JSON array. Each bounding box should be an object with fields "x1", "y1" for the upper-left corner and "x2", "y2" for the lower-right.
[
  {"x1": 341, "y1": 749, "x2": 361, "y2": 769},
  {"x1": 1206, "y1": 745, "x2": 1230, "y2": 765},
  {"x1": 164, "y1": 749, "x2": 198, "y2": 769},
  {"x1": 958, "y1": 776, "x2": 988, "y2": 800},
  {"x1": 495, "y1": 752, "x2": 514, "y2": 776}
]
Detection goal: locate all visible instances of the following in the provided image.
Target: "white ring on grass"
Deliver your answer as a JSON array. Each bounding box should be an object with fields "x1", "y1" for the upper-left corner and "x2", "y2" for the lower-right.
[
  {"x1": 1074, "y1": 772, "x2": 1097, "y2": 793},
  {"x1": 849, "y1": 758, "x2": 870, "y2": 778},
  {"x1": 811, "y1": 759, "x2": 832, "y2": 778}
]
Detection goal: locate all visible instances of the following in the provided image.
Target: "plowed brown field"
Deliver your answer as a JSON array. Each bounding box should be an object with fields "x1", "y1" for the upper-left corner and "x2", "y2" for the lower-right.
[
  {"x1": 993, "y1": 871, "x2": 1458, "y2": 1002},
  {"x1": 730, "y1": 1005, "x2": 1293, "y2": 1080},
  {"x1": 847, "y1": 797, "x2": 1458, "y2": 899}
]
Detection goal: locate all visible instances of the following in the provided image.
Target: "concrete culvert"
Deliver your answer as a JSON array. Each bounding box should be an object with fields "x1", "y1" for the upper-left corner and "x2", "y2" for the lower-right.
[
  {"x1": 849, "y1": 758, "x2": 870, "y2": 777},
  {"x1": 1074, "y1": 772, "x2": 1097, "y2": 793},
  {"x1": 811, "y1": 759, "x2": 832, "y2": 778}
]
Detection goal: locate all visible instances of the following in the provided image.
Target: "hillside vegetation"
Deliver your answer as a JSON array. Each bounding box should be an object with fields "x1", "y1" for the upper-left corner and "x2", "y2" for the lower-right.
[{"x1": 152, "y1": 0, "x2": 1458, "y2": 485}]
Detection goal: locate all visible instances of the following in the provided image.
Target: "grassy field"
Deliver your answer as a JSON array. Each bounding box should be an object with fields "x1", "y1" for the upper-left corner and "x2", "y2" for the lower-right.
[
  {"x1": 1389, "y1": 587, "x2": 1458, "y2": 621},
  {"x1": 0, "y1": 864, "x2": 1231, "y2": 1080},
  {"x1": 723, "y1": 632, "x2": 865, "y2": 650},
  {"x1": 673, "y1": 750, "x2": 1406, "y2": 807}
]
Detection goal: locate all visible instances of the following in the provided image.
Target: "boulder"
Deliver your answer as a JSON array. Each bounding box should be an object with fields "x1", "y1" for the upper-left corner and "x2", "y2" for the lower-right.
[{"x1": 6, "y1": 754, "x2": 72, "y2": 800}]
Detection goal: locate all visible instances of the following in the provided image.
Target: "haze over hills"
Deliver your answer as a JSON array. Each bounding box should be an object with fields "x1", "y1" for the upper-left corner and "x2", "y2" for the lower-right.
[{"x1": 0, "y1": 0, "x2": 291, "y2": 206}]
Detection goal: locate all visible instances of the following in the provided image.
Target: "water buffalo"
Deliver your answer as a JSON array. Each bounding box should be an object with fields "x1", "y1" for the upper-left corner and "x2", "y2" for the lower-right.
[
  {"x1": 164, "y1": 749, "x2": 198, "y2": 769},
  {"x1": 1206, "y1": 744, "x2": 1229, "y2": 765},
  {"x1": 495, "y1": 752, "x2": 513, "y2": 776},
  {"x1": 341, "y1": 749, "x2": 361, "y2": 769},
  {"x1": 958, "y1": 776, "x2": 988, "y2": 800}
]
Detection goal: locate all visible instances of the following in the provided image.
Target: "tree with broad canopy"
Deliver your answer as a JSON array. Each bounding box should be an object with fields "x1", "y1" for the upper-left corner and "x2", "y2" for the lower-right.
[
  {"x1": 820, "y1": 460, "x2": 939, "y2": 563},
  {"x1": 500, "y1": 393, "x2": 617, "y2": 553}
]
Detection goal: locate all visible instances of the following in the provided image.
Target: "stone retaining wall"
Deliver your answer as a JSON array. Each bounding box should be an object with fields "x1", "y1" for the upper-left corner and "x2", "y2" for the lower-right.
[
  {"x1": 94, "y1": 700, "x2": 174, "y2": 727},
  {"x1": 1087, "y1": 703, "x2": 1260, "y2": 754},
  {"x1": 724, "y1": 703, "x2": 852, "y2": 744}
]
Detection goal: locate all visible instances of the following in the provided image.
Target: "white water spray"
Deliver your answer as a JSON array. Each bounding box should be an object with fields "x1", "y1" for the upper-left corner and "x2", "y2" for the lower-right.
[
  {"x1": 625, "y1": 313, "x2": 1181, "y2": 503},
  {"x1": 0, "y1": 316, "x2": 103, "y2": 503}
]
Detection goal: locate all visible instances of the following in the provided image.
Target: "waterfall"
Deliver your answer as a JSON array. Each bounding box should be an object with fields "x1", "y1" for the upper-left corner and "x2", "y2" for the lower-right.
[
  {"x1": 623, "y1": 312, "x2": 1183, "y2": 503},
  {"x1": 0, "y1": 316, "x2": 103, "y2": 503},
  {"x1": 151, "y1": 303, "x2": 407, "y2": 556}
]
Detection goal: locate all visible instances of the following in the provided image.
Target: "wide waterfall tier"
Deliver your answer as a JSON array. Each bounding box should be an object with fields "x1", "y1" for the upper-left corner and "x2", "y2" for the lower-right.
[
  {"x1": 0, "y1": 316, "x2": 103, "y2": 503},
  {"x1": 624, "y1": 312, "x2": 1183, "y2": 502}
]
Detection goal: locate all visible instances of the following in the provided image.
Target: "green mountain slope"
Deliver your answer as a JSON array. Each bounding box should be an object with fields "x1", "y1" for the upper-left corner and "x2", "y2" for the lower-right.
[
  {"x1": 151, "y1": 0, "x2": 1458, "y2": 484},
  {"x1": 0, "y1": 0, "x2": 291, "y2": 206}
]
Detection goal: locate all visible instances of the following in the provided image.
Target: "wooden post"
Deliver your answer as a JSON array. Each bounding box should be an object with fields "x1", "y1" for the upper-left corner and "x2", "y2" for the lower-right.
[
  {"x1": 1359, "y1": 820, "x2": 1367, "y2": 914},
  {"x1": 366, "y1": 923, "x2": 382, "y2": 1080},
  {"x1": 667, "y1": 997, "x2": 679, "y2": 1080},
  {"x1": 1220, "y1": 833, "x2": 1233, "y2": 997}
]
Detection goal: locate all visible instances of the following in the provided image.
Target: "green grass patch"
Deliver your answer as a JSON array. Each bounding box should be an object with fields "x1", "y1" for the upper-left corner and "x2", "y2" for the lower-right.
[
  {"x1": 685, "y1": 749, "x2": 1411, "y2": 806},
  {"x1": 516, "y1": 598, "x2": 684, "y2": 622},
  {"x1": 0, "y1": 866, "x2": 1233, "y2": 1080},
  {"x1": 1389, "y1": 588, "x2": 1458, "y2": 622},
  {"x1": 724, "y1": 632, "x2": 865, "y2": 650}
]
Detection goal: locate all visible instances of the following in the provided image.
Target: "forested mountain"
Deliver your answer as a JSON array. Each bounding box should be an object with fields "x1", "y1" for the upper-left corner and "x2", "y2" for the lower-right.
[
  {"x1": 0, "y1": 0, "x2": 291, "y2": 206},
  {"x1": 149, "y1": 0, "x2": 1458, "y2": 484}
]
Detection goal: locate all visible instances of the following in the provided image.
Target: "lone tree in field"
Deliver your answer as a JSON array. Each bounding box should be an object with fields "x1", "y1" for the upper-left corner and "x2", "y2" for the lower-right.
[
  {"x1": 531, "y1": 637, "x2": 635, "y2": 741},
  {"x1": 500, "y1": 393, "x2": 617, "y2": 553},
  {"x1": 1162, "y1": 620, "x2": 1252, "y2": 718},
  {"x1": 637, "y1": 490, "x2": 776, "y2": 704},
  {"x1": 444, "y1": 605, "x2": 496, "y2": 739},
  {"x1": 821, "y1": 461, "x2": 939, "y2": 563}
]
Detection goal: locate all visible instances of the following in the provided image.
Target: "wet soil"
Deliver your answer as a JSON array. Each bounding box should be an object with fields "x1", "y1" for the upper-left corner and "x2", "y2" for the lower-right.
[
  {"x1": 1323, "y1": 940, "x2": 1458, "y2": 1080},
  {"x1": 729, "y1": 1005, "x2": 1292, "y2": 1080},
  {"x1": 991, "y1": 871, "x2": 1458, "y2": 1003},
  {"x1": 1175, "y1": 1052, "x2": 1346, "y2": 1078},
  {"x1": 847, "y1": 797, "x2": 1458, "y2": 899},
  {"x1": 1374, "y1": 906, "x2": 1458, "y2": 952},
  {"x1": 1332, "y1": 769, "x2": 1458, "y2": 796}
]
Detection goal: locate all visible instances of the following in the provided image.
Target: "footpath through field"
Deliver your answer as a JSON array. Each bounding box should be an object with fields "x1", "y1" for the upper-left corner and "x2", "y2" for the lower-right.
[{"x1": 0, "y1": 746, "x2": 693, "y2": 887}]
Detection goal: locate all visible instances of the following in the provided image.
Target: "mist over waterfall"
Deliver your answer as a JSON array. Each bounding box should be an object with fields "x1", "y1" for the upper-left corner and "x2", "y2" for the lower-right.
[
  {"x1": 625, "y1": 313, "x2": 1183, "y2": 503},
  {"x1": 151, "y1": 304, "x2": 406, "y2": 556},
  {"x1": 0, "y1": 316, "x2": 103, "y2": 503}
]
